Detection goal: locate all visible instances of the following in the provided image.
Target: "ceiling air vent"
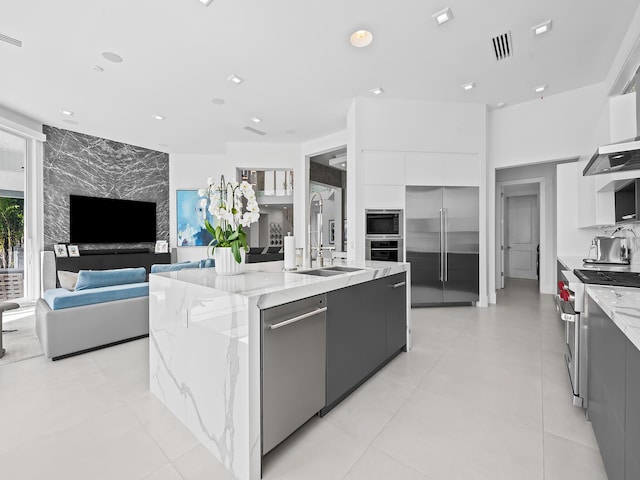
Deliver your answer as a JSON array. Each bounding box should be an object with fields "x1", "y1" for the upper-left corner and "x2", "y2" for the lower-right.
[
  {"x1": 243, "y1": 126, "x2": 266, "y2": 136},
  {"x1": 0, "y1": 32, "x2": 22, "y2": 48},
  {"x1": 492, "y1": 31, "x2": 512, "y2": 61}
]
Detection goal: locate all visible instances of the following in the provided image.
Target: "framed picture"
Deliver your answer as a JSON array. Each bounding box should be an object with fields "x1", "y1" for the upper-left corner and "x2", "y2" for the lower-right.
[
  {"x1": 53, "y1": 244, "x2": 68, "y2": 257},
  {"x1": 67, "y1": 245, "x2": 80, "y2": 257},
  {"x1": 176, "y1": 190, "x2": 217, "y2": 247},
  {"x1": 328, "y1": 219, "x2": 335, "y2": 244},
  {"x1": 155, "y1": 240, "x2": 168, "y2": 254}
]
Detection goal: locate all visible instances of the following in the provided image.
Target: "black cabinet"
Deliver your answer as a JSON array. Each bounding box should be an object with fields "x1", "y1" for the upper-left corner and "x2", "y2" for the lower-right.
[
  {"x1": 385, "y1": 273, "x2": 407, "y2": 357},
  {"x1": 587, "y1": 296, "x2": 627, "y2": 480},
  {"x1": 626, "y1": 340, "x2": 640, "y2": 480},
  {"x1": 322, "y1": 272, "x2": 407, "y2": 415}
]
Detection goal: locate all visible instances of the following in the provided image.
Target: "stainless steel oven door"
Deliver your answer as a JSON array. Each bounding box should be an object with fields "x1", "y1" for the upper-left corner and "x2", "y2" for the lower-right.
[{"x1": 556, "y1": 295, "x2": 582, "y2": 406}]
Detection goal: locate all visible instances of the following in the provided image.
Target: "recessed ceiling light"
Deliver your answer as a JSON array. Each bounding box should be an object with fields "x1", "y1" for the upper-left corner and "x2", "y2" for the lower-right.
[
  {"x1": 432, "y1": 7, "x2": 453, "y2": 25},
  {"x1": 533, "y1": 84, "x2": 547, "y2": 93},
  {"x1": 371, "y1": 86, "x2": 384, "y2": 95},
  {"x1": 211, "y1": 97, "x2": 225, "y2": 105},
  {"x1": 60, "y1": 109, "x2": 74, "y2": 116},
  {"x1": 532, "y1": 20, "x2": 552, "y2": 36},
  {"x1": 250, "y1": 117, "x2": 262, "y2": 123},
  {"x1": 350, "y1": 30, "x2": 373, "y2": 48},
  {"x1": 228, "y1": 74, "x2": 244, "y2": 85},
  {"x1": 90, "y1": 65, "x2": 104, "y2": 72},
  {"x1": 497, "y1": 102, "x2": 505, "y2": 108},
  {"x1": 152, "y1": 114, "x2": 165, "y2": 120},
  {"x1": 461, "y1": 81, "x2": 476, "y2": 91},
  {"x1": 101, "y1": 51, "x2": 123, "y2": 63},
  {"x1": 199, "y1": 0, "x2": 214, "y2": 5}
]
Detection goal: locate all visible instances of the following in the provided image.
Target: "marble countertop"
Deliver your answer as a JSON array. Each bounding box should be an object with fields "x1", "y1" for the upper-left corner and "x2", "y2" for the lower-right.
[
  {"x1": 151, "y1": 259, "x2": 409, "y2": 308},
  {"x1": 586, "y1": 285, "x2": 640, "y2": 351},
  {"x1": 558, "y1": 255, "x2": 640, "y2": 274}
]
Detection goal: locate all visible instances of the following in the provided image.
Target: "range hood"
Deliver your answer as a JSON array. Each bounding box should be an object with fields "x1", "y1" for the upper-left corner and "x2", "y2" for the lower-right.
[
  {"x1": 582, "y1": 137, "x2": 640, "y2": 176},
  {"x1": 584, "y1": 71, "x2": 640, "y2": 176}
]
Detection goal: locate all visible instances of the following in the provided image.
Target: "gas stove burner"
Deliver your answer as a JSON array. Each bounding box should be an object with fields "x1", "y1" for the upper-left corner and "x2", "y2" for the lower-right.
[{"x1": 574, "y1": 269, "x2": 640, "y2": 287}]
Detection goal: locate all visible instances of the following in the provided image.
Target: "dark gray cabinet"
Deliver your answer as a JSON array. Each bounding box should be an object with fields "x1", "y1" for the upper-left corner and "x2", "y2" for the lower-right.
[
  {"x1": 587, "y1": 295, "x2": 626, "y2": 480},
  {"x1": 626, "y1": 340, "x2": 640, "y2": 480},
  {"x1": 322, "y1": 273, "x2": 407, "y2": 414}
]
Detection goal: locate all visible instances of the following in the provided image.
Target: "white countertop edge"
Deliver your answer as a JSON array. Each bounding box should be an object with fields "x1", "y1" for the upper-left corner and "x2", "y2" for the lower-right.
[{"x1": 586, "y1": 285, "x2": 640, "y2": 351}]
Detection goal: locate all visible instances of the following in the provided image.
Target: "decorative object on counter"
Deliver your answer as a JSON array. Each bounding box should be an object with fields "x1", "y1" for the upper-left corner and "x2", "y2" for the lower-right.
[
  {"x1": 53, "y1": 244, "x2": 68, "y2": 257},
  {"x1": 67, "y1": 245, "x2": 80, "y2": 257},
  {"x1": 283, "y1": 233, "x2": 296, "y2": 271},
  {"x1": 154, "y1": 240, "x2": 168, "y2": 254},
  {"x1": 199, "y1": 175, "x2": 260, "y2": 275}
]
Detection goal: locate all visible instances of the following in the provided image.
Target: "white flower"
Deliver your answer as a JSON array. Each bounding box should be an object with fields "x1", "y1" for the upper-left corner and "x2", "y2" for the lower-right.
[
  {"x1": 197, "y1": 188, "x2": 208, "y2": 197},
  {"x1": 207, "y1": 177, "x2": 215, "y2": 186}
]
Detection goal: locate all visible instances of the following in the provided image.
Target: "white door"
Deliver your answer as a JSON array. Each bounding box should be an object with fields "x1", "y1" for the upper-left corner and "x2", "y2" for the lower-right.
[{"x1": 506, "y1": 194, "x2": 538, "y2": 280}]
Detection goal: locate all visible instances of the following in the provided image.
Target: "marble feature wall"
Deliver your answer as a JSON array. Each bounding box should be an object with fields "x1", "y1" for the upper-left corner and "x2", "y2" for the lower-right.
[{"x1": 43, "y1": 125, "x2": 169, "y2": 249}]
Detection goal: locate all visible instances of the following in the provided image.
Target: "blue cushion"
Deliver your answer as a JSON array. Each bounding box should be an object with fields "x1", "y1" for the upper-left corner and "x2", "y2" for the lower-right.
[
  {"x1": 150, "y1": 261, "x2": 200, "y2": 273},
  {"x1": 75, "y1": 267, "x2": 147, "y2": 291},
  {"x1": 199, "y1": 258, "x2": 215, "y2": 268},
  {"x1": 43, "y1": 283, "x2": 149, "y2": 310}
]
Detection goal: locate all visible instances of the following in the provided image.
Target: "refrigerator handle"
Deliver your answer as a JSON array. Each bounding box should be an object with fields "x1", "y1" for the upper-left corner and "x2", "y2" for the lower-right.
[
  {"x1": 443, "y1": 208, "x2": 448, "y2": 282},
  {"x1": 439, "y1": 208, "x2": 445, "y2": 282}
]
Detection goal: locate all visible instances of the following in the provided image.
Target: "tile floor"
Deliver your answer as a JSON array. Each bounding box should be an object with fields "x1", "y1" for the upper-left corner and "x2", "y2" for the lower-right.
[{"x1": 0, "y1": 279, "x2": 607, "y2": 479}]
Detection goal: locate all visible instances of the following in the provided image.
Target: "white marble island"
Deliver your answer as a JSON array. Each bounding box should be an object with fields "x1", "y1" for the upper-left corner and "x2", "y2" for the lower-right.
[{"x1": 149, "y1": 260, "x2": 411, "y2": 480}]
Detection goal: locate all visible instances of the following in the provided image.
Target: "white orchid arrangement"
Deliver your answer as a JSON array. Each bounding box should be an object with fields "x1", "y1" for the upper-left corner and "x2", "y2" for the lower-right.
[{"x1": 198, "y1": 175, "x2": 260, "y2": 263}]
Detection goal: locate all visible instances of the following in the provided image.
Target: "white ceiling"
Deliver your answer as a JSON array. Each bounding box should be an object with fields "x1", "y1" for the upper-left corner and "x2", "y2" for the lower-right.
[{"x1": 1, "y1": 0, "x2": 639, "y2": 154}]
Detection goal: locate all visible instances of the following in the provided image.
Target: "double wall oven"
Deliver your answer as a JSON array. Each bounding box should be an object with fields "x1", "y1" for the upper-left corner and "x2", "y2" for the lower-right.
[{"x1": 365, "y1": 209, "x2": 403, "y2": 262}]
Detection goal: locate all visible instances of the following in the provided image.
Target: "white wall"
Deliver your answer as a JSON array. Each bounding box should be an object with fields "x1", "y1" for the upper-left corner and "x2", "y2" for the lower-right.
[{"x1": 169, "y1": 143, "x2": 302, "y2": 262}]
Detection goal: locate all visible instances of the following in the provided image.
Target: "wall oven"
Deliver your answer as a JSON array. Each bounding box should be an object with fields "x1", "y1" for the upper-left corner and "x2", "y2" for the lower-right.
[
  {"x1": 365, "y1": 239, "x2": 403, "y2": 262},
  {"x1": 556, "y1": 269, "x2": 586, "y2": 407},
  {"x1": 365, "y1": 210, "x2": 403, "y2": 237}
]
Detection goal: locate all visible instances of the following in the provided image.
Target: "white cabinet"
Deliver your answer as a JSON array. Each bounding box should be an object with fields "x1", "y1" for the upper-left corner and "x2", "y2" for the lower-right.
[
  {"x1": 405, "y1": 152, "x2": 479, "y2": 186},
  {"x1": 362, "y1": 151, "x2": 405, "y2": 185},
  {"x1": 363, "y1": 185, "x2": 405, "y2": 209}
]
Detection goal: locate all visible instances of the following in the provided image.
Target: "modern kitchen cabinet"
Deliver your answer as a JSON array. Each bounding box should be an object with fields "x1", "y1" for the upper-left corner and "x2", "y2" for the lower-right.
[
  {"x1": 322, "y1": 272, "x2": 407, "y2": 414},
  {"x1": 626, "y1": 340, "x2": 640, "y2": 480},
  {"x1": 587, "y1": 295, "x2": 626, "y2": 480}
]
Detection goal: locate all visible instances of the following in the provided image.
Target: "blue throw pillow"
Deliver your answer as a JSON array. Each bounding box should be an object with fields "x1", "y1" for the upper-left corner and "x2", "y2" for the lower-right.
[
  {"x1": 75, "y1": 267, "x2": 147, "y2": 291},
  {"x1": 150, "y1": 261, "x2": 200, "y2": 273},
  {"x1": 199, "y1": 258, "x2": 215, "y2": 268}
]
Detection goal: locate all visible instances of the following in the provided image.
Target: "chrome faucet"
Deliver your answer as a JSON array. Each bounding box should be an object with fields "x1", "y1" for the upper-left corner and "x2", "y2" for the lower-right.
[{"x1": 309, "y1": 192, "x2": 323, "y2": 267}]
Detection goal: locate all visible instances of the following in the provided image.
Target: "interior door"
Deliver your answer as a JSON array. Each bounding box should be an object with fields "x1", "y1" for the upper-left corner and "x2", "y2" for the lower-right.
[
  {"x1": 506, "y1": 194, "x2": 538, "y2": 279},
  {"x1": 443, "y1": 187, "x2": 479, "y2": 303},
  {"x1": 405, "y1": 186, "x2": 443, "y2": 305}
]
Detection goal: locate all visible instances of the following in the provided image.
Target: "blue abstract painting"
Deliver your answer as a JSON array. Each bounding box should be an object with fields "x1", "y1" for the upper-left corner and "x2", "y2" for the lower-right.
[{"x1": 176, "y1": 190, "x2": 216, "y2": 247}]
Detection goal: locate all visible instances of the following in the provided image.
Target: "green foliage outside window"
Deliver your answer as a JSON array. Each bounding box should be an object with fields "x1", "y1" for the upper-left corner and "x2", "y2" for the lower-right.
[{"x1": 0, "y1": 197, "x2": 24, "y2": 269}]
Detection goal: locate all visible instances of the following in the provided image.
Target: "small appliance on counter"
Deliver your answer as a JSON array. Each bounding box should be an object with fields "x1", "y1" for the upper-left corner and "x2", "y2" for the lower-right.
[{"x1": 583, "y1": 236, "x2": 629, "y2": 265}]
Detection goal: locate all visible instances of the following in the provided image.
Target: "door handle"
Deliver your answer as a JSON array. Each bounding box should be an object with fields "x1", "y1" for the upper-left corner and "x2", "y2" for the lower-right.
[
  {"x1": 268, "y1": 307, "x2": 327, "y2": 330},
  {"x1": 439, "y1": 208, "x2": 445, "y2": 282},
  {"x1": 442, "y1": 208, "x2": 448, "y2": 282},
  {"x1": 388, "y1": 281, "x2": 406, "y2": 289}
]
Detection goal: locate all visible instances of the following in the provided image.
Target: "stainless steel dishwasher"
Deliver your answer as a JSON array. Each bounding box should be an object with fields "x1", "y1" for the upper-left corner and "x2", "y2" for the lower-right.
[{"x1": 261, "y1": 294, "x2": 327, "y2": 455}]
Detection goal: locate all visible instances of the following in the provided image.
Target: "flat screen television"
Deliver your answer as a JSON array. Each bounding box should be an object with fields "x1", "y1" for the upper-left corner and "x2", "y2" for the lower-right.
[{"x1": 69, "y1": 195, "x2": 157, "y2": 243}]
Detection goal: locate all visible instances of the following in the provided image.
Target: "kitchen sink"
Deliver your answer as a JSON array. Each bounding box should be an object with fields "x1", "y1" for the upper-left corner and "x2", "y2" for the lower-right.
[
  {"x1": 294, "y1": 269, "x2": 344, "y2": 277},
  {"x1": 323, "y1": 266, "x2": 365, "y2": 272}
]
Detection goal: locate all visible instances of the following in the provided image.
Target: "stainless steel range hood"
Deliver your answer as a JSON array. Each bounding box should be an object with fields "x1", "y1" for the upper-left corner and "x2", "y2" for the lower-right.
[
  {"x1": 582, "y1": 137, "x2": 640, "y2": 176},
  {"x1": 583, "y1": 71, "x2": 640, "y2": 176}
]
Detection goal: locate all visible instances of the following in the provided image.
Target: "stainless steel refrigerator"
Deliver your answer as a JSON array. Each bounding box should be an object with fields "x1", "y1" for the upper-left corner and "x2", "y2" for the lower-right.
[{"x1": 406, "y1": 186, "x2": 479, "y2": 306}]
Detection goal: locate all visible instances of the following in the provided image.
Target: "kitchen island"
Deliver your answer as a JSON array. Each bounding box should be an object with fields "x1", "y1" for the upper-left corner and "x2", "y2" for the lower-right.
[{"x1": 148, "y1": 260, "x2": 410, "y2": 480}]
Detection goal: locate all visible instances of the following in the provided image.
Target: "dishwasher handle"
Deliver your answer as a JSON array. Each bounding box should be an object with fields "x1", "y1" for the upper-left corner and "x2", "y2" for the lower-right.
[{"x1": 268, "y1": 307, "x2": 328, "y2": 330}]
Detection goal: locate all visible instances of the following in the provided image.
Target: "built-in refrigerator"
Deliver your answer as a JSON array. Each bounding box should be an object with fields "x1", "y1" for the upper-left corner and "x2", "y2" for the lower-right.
[{"x1": 405, "y1": 186, "x2": 479, "y2": 306}]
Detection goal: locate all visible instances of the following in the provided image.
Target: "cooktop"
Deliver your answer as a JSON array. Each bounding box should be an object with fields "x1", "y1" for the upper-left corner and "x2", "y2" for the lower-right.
[{"x1": 574, "y1": 269, "x2": 640, "y2": 287}]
